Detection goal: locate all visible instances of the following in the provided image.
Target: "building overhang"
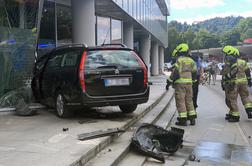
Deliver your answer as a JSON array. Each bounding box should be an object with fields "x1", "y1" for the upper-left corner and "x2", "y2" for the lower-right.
[{"x1": 156, "y1": 0, "x2": 170, "y2": 16}]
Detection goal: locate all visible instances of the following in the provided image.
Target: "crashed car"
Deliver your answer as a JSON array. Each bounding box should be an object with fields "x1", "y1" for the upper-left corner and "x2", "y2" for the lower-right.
[
  {"x1": 131, "y1": 123, "x2": 184, "y2": 163},
  {"x1": 32, "y1": 44, "x2": 149, "y2": 118}
]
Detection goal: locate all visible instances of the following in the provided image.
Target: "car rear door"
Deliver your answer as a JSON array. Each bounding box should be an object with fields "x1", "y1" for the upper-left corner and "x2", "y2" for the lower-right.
[
  {"x1": 41, "y1": 50, "x2": 63, "y2": 105},
  {"x1": 84, "y1": 49, "x2": 147, "y2": 97},
  {"x1": 60, "y1": 48, "x2": 83, "y2": 101}
]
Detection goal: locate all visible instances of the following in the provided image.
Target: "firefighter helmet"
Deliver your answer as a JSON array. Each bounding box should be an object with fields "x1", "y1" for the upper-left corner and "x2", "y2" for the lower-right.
[
  {"x1": 176, "y1": 43, "x2": 189, "y2": 53},
  {"x1": 222, "y1": 45, "x2": 236, "y2": 56}
]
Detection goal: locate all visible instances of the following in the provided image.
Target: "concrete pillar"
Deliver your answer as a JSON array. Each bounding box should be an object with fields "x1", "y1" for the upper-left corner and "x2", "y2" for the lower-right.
[
  {"x1": 123, "y1": 22, "x2": 134, "y2": 49},
  {"x1": 72, "y1": 0, "x2": 95, "y2": 46},
  {"x1": 151, "y1": 42, "x2": 159, "y2": 76},
  {"x1": 140, "y1": 35, "x2": 151, "y2": 77},
  {"x1": 159, "y1": 46, "x2": 165, "y2": 74},
  {"x1": 19, "y1": 3, "x2": 25, "y2": 28}
]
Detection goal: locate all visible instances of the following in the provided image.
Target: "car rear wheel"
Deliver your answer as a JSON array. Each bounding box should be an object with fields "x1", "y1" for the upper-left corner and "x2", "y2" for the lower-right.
[
  {"x1": 119, "y1": 104, "x2": 137, "y2": 113},
  {"x1": 56, "y1": 93, "x2": 72, "y2": 118}
]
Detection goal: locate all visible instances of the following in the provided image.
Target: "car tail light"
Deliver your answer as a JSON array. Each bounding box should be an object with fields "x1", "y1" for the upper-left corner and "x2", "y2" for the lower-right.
[
  {"x1": 79, "y1": 51, "x2": 87, "y2": 92},
  {"x1": 132, "y1": 51, "x2": 148, "y2": 87}
]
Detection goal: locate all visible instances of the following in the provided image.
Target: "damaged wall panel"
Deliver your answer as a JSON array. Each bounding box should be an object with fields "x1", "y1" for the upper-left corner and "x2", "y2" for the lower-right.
[{"x1": 0, "y1": 0, "x2": 39, "y2": 102}]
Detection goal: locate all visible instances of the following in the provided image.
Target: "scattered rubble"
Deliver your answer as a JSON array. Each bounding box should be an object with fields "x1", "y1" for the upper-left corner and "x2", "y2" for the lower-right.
[{"x1": 131, "y1": 123, "x2": 184, "y2": 163}]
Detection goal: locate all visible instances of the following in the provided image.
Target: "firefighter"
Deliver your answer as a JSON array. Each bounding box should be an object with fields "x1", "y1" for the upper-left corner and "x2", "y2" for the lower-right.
[
  {"x1": 222, "y1": 46, "x2": 252, "y2": 122},
  {"x1": 166, "y1": 49, "x2": 178, "y2": 90},
  {"x1": 168, "y1": 43, "x2": 197, "y2": 126}
]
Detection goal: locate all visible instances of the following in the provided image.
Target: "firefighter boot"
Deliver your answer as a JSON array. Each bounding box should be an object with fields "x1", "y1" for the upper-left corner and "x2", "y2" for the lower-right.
[
  {"x1": 228, "y1": 115, "x2": 240, "y2": 122},
  {"x1": 175, "y1": 117, "x2": 187, "y2": 126},
  {"x1": 245, "y1": 108, "x2": 252, "y2": 119},
  {"x1": 188, "y1": 115, "x2": 197, "y2": 125}
]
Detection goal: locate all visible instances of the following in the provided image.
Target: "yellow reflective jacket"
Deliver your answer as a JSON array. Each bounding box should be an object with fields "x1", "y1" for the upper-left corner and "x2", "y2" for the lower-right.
[
  {"x1": 222, "y1": 59, "x2": 251, "y2": 84},
  {"x1": 170, "y1": 56, "x2": 197, "y2": 84}
]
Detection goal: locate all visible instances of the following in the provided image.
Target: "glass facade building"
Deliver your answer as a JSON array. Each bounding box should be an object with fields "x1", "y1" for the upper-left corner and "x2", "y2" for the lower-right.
[
  {"x1": 0, "y1": 0, "x2": 169, "y2": 99},
  {"x1": 113, "y1": 0, "x2": 168, "y2": 45}
]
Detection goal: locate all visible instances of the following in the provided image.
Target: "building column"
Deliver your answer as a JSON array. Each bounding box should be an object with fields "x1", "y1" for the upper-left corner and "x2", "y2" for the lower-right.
[
  {"x1": 19, "y1": 3, "x2": 25, "y2": 29},
  {"x1": 159, "y1": 46, "x2": 165, "y2": 74},
  {"x1": 123, "y1": 22, "x2": 134, "y2": 49},
  {"x1": 72, "y1": 0, "x2": 95, "y2": 46},
  {"x1": 140, "y1": 35, "x2": 151, "y2": 77},
  {"x1": 151, "y1": 42, "x2": 159, "y2": 76}
]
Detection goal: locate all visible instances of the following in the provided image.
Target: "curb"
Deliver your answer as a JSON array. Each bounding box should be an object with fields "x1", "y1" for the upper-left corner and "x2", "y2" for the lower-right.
[{"x1": 70, "y1": 90, "x2": 170, "y2": 166}]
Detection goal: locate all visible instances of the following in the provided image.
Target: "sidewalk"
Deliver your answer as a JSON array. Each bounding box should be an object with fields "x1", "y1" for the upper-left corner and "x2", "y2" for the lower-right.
[{"x1": 0, "y1": 75, "x2": 170, "y2": 166}]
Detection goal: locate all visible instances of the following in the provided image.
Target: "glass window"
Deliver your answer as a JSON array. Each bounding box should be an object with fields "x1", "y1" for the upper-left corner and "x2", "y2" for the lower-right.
[
  {"x1": 123, "y1": 0, "x2": 128, "y2": 12},
  {"x1": 85, "y1": 50, "x2": 140, "y2": 69},
  {"x1": 111, "y1": 19, "x2": 122, "y2": 44},
  {"x1": 38, "y1": 1, "x2": 56, "y2": 51},
  {"x1": 57, "y1": 4, "x2": 72, "y2": 46},
  {"x1": 97, "y1": 16, "x2": 111, "y2": 45},
  {"x1": 128, "y1": 0, "x2": 132, "y2": 16},
  {"x1": 61, "y1": 50, "x2": 80, "y2": 67},
  {"x1": 47, "y1": 54, "x2": 62, "y2": 68}
]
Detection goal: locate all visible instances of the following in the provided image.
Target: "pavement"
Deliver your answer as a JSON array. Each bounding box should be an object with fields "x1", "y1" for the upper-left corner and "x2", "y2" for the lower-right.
[
  {"x1": 144, "y1": 76, "x2": 252, "y2": 166},
  {"x1": 0, "y1": 75, "x2": 169, "y2": 166},
  {"x1": 1, "y1": 74, "x2": 252, "y2": 166}
]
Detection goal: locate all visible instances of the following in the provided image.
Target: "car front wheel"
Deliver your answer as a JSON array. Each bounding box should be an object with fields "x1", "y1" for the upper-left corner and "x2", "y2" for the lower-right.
[
  {"x1": 119, "y1": 104, "x2": 137, "y2": 113},
  {"x1": 56, "y1": 93, "x2": 72, "y2": 118}
]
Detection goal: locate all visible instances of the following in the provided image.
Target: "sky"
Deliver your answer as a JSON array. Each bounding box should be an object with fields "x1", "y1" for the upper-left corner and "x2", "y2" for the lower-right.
[{"x1": 169, "y1": 0, "x2": 252, "y2": 24}]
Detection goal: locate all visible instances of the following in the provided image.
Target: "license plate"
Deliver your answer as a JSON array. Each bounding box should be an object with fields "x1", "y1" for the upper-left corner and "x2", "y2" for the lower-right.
[{"x1": 104, "y1": 78, "x2": 130, "y2": 87}]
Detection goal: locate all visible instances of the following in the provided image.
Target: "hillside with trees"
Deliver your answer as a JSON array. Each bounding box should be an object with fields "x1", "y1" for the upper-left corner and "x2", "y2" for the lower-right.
[{"x1": 167, "y1": 16, "x2": 252, "y2": 60}]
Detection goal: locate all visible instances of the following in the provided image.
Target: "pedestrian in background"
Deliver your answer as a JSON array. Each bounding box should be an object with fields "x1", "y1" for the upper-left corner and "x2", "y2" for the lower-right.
[
  {"x1": 209, "y1": 61, "x2": 218, "y2": 85},
  {"x1": 167, "y1": 43, "x2": 197, "y2": 126},
  {"x1": 190, "y1": 52, "x2": 204, "y2": 109}
]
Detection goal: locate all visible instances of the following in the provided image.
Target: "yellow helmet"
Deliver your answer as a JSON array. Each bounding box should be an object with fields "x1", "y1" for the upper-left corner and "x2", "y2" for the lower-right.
[
  {"x1": 222, "y1": 45, "x2": 236, "y2": 56},
  {"x1": 172, "y1": 49, "x2": 177, "y2": 57},
  {"x1": 233, "y1": 48, "x2": 240, "y2": 57},
  {"x1": 176, "y1": 43, "x2": 189, "y2": 53}
]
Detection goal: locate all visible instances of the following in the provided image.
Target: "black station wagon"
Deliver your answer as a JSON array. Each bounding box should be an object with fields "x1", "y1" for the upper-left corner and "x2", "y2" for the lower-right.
[{"x1": 32, "y1": 44, "x2": 149, "y2": 118}]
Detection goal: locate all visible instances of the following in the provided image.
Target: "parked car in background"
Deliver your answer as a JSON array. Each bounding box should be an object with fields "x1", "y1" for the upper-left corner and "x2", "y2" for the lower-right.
[{"x1": 32, "y1": 44, "x2": 149, "y2": 118}]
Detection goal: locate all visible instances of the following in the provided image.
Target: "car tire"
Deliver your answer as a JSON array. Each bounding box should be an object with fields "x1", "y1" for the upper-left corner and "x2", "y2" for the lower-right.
[
  {"x1": 119, "y1": 104, "x2": 137, "y2": 113},
  {"x1": 55, "y1": 93, "x2": 73, "y2": 118}
]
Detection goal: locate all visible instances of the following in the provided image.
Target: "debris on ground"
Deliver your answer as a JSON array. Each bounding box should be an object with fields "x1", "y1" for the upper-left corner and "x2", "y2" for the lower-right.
[
  {"x1": 77, "y1": 128, "x2": 125, "y2": 141},
  {"x1": 0, "y1": 87, "x2": 37, "y2": 116},
  {"x1": 62, "y1": 128, "x2": 69, "y2": 132},
  {"x1": 131, "y1": 123, "x2": 184, "y2": 163}
]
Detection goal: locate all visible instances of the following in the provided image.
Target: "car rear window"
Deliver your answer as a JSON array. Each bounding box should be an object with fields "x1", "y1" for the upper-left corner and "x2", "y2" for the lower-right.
[{"x1": 85, "y1": 50, "x2": 141, "y2": 69}]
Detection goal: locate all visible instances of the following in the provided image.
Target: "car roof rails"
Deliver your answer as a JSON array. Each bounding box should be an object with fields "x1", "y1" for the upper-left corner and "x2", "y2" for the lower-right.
[
  {"x1": 55, "y1": 43, "x2": 88, "y2": 50},
  {"x1": 100, "y1": 43, "x2": 128, "y2": 48}
]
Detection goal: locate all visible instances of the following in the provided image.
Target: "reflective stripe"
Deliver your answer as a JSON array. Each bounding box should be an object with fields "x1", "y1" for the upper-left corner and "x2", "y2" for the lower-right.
[
  {"x1": 235, "y1": 78, "x2": 248, "y2": 84},
  {"x1": 244, "y1": 102, "x2": 252, "y2": 109},
  {"x1": 174, "y1": 63, "x2": 179, "y2": 70},
  {"x1": 231, "y1": 111, "x2": 240, "y2": 117},
  {"x1": 179, "y1": 112, "x2": 187, "y2": 118},
  {"x1": 175, "y1": 78, "x2": 193, "y2": 84},
  {"x1": 188, "y1": 110, "x2": 197, "y2": 116}
]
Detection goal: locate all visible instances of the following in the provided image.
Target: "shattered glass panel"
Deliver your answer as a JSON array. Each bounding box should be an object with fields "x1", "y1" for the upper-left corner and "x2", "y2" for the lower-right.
[{"x1": 0, "y1": 0, "x2": 39, "y2": 102}]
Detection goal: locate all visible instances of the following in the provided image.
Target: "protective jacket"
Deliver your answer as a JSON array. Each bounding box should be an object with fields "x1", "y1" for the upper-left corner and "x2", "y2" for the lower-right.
[{"x1": 168, "y1": 56, "x2": 197, "y2": 84}]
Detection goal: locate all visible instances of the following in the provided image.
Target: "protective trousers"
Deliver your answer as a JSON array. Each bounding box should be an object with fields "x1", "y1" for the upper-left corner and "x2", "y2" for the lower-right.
[
  {"x1": 225, "y1": 83, "x2": 252, "y2": 116},
  {"x1": 174, "y1": 83, "x2": 196, "y2": 119}
]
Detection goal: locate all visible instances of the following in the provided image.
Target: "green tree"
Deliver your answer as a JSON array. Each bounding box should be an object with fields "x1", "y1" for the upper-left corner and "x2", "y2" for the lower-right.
[
  {"x1": 180, "y1": 28, "x2": 196, "y2": 48},
  {"x1": 166, "y1": 27, "x2": 181, "y2": 61},
  {"x1": 220, "y1": 29, "x2": 241, "y2": 46}
]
